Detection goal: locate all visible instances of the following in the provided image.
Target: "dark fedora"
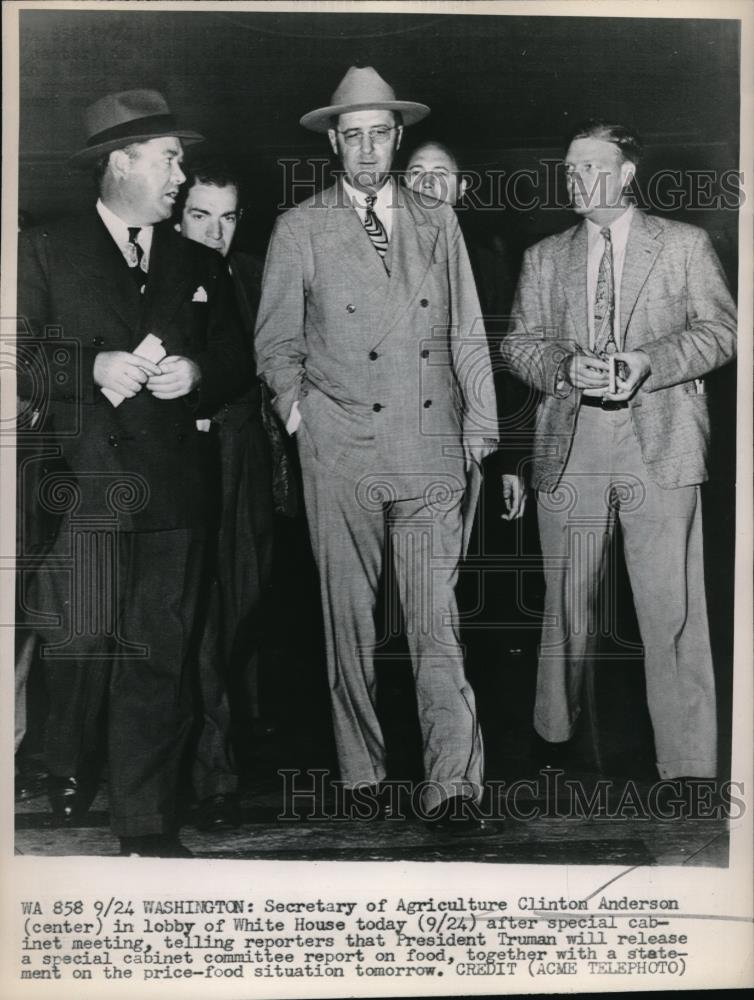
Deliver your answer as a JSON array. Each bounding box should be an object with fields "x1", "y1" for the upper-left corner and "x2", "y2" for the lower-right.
[{"x1": 69, "y1": 89, "x2": 204, "y2": 168}]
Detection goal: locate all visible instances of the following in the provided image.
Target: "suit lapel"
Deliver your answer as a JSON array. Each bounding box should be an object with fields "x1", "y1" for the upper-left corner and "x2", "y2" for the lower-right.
[
  {"x1": 374, "y1": 186, "x2": 439, "y2": 344},
  {"x1": 140, "y1": 224, "x2": 196, "y2": 348},
  {"x1": 316, "y1": 182, "x2": 389, "y2": 310},
  {"x1": 556, "y1": 224, "x2": 589, "y2": 347},
  {"x1": 620, "y1": 211, "x2": 662, "y2": 343},
  {"x1": 66, "y1": 212, "x2": 143, "y2": 333}
]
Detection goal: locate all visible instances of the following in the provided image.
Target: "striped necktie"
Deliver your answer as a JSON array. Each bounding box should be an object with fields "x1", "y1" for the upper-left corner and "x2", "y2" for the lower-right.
[
  {"x1": 126, "y1": 226, "x2": 147, "y2": 290},
  {"x1": 363, "y1": 194, "x2": 389, "y2": 270},
  {"x1": 593, "y1": 227, "x2": 616, "y2": 357}
]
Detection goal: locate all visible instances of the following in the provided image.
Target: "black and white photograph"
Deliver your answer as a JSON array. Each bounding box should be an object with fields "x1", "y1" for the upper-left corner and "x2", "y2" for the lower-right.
[{"x1": 1, "y1": 0, "x2": 752, "y2": 996}]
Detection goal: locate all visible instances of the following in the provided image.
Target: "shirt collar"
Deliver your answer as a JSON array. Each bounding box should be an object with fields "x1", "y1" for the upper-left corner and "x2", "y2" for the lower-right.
[
  {"x1": 96, "y1": 198, "x2": 154, "y2": 257},
  {"x1": 586, "y1": 203, "x2": 635, "y2": 248},
  {"x1": 342, "y1": 177, "x2": 394, "y2": 215}
]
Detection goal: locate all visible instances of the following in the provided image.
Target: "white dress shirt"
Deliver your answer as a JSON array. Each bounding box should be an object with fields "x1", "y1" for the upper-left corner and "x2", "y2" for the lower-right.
[
  {"x1": 96, "y1": 198, "x2": 153, "y2": 273},
  {"x1": 586, "y1": 204, "x2": 634, "y2": 348}
]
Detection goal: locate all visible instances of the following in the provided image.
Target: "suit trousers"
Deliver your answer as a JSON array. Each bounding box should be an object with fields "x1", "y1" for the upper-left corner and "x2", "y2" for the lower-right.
[
  {"x1": 299, "y1": 440, "x2": 483, "y2": 811},
  {"x1": 39, "y1": 527, "x2": 204, "y2": 836},
  {"x1": 534, "y1": 404, "x2": 717, "y2": 778}
]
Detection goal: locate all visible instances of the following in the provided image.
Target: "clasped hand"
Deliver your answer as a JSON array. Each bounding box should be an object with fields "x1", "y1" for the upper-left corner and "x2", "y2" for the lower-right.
[
  {"x1": 567, "y1": 348, "x2": 650, "y2": 402},
  {"x1": 93, "y1": 351, "x2": 201, "y2": 400}
]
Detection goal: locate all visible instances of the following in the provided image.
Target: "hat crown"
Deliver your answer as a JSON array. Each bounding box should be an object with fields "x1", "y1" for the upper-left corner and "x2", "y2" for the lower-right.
[
  {"x1": 84, "y1": 89, "x2": 173, "y2": 141},
  {"x1": 330, "y1": 66, "x2": 397, "y2": 110}
]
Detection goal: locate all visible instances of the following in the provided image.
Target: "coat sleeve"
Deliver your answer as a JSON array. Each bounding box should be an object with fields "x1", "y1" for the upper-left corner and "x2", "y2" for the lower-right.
[
  {"x1": 446, "y1": 208, "x2": 499, "y2": 447},
  {"x1": 500, "y1": 244, "x2": 580, "y2": 398},
  {"x1": 17, "y1": 229, "x2": 100, "y2": 405},
  {"x1": 254, "y1": 214, "x2": 307, "y2": 426},
  {"x1": 638, "y1": 228, "x2": 737, "y2": 391}
]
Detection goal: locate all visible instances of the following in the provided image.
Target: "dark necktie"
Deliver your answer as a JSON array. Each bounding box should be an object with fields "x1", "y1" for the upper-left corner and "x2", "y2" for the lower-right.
[
  {"x1": 593, "y1": 227, "x2": 617, "y2": 357},
  {"x1": 363, "y1": 195, "x2": 389, "y2": 271},
  {"x1": 127, "y1": 226, "x2": 146, "y2": 289}
]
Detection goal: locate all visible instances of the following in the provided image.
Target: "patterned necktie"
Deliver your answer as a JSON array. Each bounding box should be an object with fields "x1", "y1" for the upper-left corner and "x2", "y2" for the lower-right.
[
  {"x1": 363, "y1": 194, "x2": 389, "y2": 270},
  {"x1": 593, "y1": 227, "x2": 616, "y2": 357},
  {"x1": 126, "y1": 226, "x2": 146, "y2": 289}
]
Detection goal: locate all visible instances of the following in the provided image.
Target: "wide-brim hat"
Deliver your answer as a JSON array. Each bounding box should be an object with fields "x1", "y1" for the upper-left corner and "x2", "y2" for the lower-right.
[
  {"x1": 300, "y1": 66, "x2": 430, "y2": 133},
  {"x1": 69, "y1": 89, "x2": 205, "y2": 167}
]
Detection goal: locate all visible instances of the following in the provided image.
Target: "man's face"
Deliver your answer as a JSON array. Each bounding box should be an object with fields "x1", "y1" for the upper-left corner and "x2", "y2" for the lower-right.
[
  {"x1": 564, "y1": 136, "x2": 633, "y2": 219},
  {"x1": 180, "y1": 181, "x2": 239, "y2": 257},
  {"x1": 406, "y1": 144, "x2": 465, "y2": 206},
  {"x1": 328, "y1": 109, "x2": 402, "y2": 191},
  {"x1": 119, "y1": 136, "x2": 186, "y2": 224}
]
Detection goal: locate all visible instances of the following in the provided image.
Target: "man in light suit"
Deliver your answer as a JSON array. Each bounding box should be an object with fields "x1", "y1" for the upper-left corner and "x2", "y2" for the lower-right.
[
  {"x1": 17, "y1": 90, "x2": 250, "y2": 855},
  {"x1": 255, "y1": 67, "x2": 498, "y2": 828},
  {"x1": 501, "y1": 121, "x2": 737, "y2": 780}
]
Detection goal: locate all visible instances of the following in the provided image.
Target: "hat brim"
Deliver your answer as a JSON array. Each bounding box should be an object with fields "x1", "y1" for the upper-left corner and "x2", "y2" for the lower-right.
[
  {"x1": 69, "y1": 129, "x2": 205, "y2": 168},
  {"x1": 300, "y1": 100, "x2": 430, "y2": 134}
]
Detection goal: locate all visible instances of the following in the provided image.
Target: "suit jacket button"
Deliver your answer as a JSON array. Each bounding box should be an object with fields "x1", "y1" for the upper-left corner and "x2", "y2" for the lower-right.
[
  {"x1": 346, "y1": 303, "x2": 356, "y2": 313},
  {"x1": 369, "y1": 351, "x2": 378, "y2": 361},
  {"x1": 421, "y1": 349, "x2": 429, "y2": 359},
  {"x1": 423, "y1": 399, "x2": 432, "y2": 408},
  {"x1": 92, "y1": 336, "x2": 105, "y2": 346},
  {"x1": 420, "y1": 298, "x2": 429, "y2": 307},
  {"x1": 107, "y1": 433, "x2": 118, "y2": 447},
  {"x1": 372, "y1": 403, "x2": 383, "y2": 412}
]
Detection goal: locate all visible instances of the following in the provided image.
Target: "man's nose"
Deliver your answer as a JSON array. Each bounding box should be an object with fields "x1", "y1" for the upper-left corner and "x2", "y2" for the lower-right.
[
  {"x1": 172, "y1": 162, "x2": 186, "y2": 184},
  {"x1": 421, "y1": 173, "x2": 435, "y2": 190},
  {"x1": 208, "y1": 219, "x2": 222, "y2": 240},
  {"x1": 359, "y1": 131, "x2": 375, "y2": 151}
]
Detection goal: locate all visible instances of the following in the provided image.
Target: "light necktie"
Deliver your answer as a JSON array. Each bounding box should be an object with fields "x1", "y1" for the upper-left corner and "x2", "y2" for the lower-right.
[
  {"x1": 363, "y1": 194, "x2": 389, "y2": 271},
  {"x1": 126, "y1": 226, "x2": 146, "y2": 289},
  {"x1": 593, "y1": 226, "x2": 617, "y2": 357}
]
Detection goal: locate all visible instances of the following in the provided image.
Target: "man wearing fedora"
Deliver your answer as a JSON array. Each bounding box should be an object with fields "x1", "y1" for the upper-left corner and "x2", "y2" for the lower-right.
[
  {"x1": 17, "y1": 90, "x2": 250, "y2": 856},
  {"x1": 255, "y1": 67, "x2": 498, "y2": 829}
]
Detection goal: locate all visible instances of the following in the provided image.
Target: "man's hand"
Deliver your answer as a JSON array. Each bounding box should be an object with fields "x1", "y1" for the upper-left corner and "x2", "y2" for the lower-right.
[
  {"x1": 601, "y1": 350, "x2": 651, "y2": 402},
  {"x1": 501, "y1": 473, "x2": 526, "y2": 520},
  {"x1": 146, "y1": 356, "x2": 202, "y2": 400},
  {"x1": 566, "y1": 350, "x2": 611, "y2": 396},
  {"x1": 93, "y1": 350, "x2": 162, "y2": 398}
]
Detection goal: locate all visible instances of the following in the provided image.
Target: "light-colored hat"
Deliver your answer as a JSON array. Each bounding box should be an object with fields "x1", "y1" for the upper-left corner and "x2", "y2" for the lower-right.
[
  {"x1": 300, "y1": 66, "x2": 430, "y2": 133},
  {"x1": 69, "y1": 89, "x2": 204, "y2": 167}
]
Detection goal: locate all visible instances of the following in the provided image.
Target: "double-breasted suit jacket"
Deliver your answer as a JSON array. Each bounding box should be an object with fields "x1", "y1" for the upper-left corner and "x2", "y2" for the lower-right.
[
  {"x1": 255, "y1": 181, "x2": 498, "y2": 502},
  {"x1": 17, "y1": 210, "x2": 250, "y2": 836},
  {"x1": 254, "y1": 180, "x2": 497, "y2": 806},
  {"x1": 18, "y1": 212, "x2": 250, "y2": 530},
  {"x1": 501, "y1": 210, "x2": 737, "y2": 491}
]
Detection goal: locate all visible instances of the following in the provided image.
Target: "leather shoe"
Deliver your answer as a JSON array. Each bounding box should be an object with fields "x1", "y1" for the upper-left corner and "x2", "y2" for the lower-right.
[
  {"x1": 424, "y1": 794, "x2": 490, "y2": 835},
  {"x1": 195, "y1": 793, "x2": 241, "y2": 832},
  {"x1": 48, "y1": 775, "x2": 94, "y2": 825},
  {"x1": 533, "y1": 733, "x2": 572, "y2": 771},
  {"x1": 119, "y1": 835, "x2": 193, "y2": 858}
]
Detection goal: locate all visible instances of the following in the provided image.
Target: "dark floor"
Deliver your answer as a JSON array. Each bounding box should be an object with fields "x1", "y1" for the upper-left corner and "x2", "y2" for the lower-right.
[{"x1": 15, "y1": 478, "x2": 734, "y2": 866}]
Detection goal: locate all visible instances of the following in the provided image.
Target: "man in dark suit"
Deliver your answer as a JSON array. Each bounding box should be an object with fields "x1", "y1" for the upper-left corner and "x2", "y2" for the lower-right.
[
  {"x1": 17, "y1": 90, "x2": 250, "y2": 856},
  {"x1": 501, "y1": 121, "x2": 737, "y2": 779},
  {"x1": 255, "y1": 67, "x2": 499, "y2": 830},
  {"x1": 175, "y1": 160, "x2": 278, "y2": 831}
]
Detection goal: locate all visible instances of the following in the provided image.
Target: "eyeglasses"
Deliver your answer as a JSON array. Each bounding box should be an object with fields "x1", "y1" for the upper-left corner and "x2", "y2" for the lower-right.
[{"x1": 336, "y1": 126, "x2": 397, "y2": 147}]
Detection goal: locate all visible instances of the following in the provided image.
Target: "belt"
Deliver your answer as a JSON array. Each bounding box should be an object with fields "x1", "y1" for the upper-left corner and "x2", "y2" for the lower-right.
[{"x1": 581, "y1": 396, "x2": 629, "y2": 411}]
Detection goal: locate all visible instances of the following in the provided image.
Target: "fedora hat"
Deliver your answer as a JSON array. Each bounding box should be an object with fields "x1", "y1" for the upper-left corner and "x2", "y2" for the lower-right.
[
  {"x1": 69, "y1": 89, "x2": 205, "y2": 167},
  {"x1": 300, "y1": 66, "x2": 430, "y2": 133}
]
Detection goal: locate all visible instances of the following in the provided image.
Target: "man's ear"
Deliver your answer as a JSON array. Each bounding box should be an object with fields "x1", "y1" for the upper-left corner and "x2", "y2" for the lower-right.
[
  {"x1": 174, "y1": 222, "x2": 181, "y2": 234},
  {"x1": 395, "y1": 125, "x2": 403, "y2": 151},
  {"x1": 458, "y1": 175, "x2": 469, "y2": 200},
  {"x1": 621, "y1": 160, "x2": 636, "y2": 189},
  {"x1": 327, "y1": 129, "x2": 338, "y2": 156},
  {"x1": 109, "y1": 149, "x2": 131, "y2": 179}
]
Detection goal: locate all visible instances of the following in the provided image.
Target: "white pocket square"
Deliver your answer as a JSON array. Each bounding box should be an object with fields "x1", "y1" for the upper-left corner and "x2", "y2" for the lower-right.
[{"x1": 192, "y1": 286, "x2": 208, "y2": 303}]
